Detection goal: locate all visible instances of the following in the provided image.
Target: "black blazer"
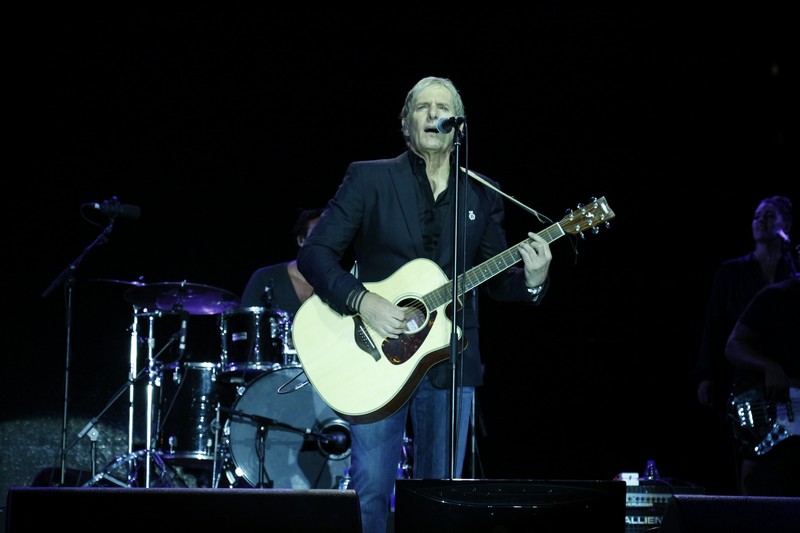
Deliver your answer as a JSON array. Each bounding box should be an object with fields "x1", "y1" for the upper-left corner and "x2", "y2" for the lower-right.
[{"x1": 297, "y1": 151, "x2": 544, "y2": 386}]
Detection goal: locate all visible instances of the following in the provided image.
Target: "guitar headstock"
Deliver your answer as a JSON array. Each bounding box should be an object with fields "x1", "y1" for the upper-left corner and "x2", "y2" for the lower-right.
[{"x1": 558, "y1": 196, "x2": 615, "y2": 236}]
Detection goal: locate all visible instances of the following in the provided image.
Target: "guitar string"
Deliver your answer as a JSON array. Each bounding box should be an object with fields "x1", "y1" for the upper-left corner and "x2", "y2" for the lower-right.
[{"x1": 373, "y1": 199, "x2": 613, "y2": 328}]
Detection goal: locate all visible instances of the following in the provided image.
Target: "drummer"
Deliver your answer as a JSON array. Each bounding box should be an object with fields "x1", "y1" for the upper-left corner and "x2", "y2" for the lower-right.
[{"x1": 240, "y1": 207, "x2": 324, "y2": 314}]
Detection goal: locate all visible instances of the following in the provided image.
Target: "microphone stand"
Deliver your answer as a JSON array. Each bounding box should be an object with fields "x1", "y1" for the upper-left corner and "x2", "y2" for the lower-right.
[
  {"x1": 66, "y1": 364, "x2": 148, "y2": 476},
  {"x1": 255, "y1": 424, "x2": 271, "y2": 488},
  {"x1": 223, "y1": 408, "x2": 326, "y2": 438},
  {"x1": 41, "y1": 216, "x2": 116, "y2": 486},
  {"x1": 447, "y1": 124, "x2": 467, "y2": 479}
]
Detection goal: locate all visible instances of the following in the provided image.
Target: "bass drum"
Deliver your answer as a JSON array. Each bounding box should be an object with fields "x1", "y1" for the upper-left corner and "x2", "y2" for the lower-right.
[{"x1": 224, "y1": 367, "x2": 351, "y2": 489}]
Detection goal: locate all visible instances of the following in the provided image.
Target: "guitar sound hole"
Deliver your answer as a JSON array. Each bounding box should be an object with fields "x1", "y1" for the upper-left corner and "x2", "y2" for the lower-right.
[
  {"x1": 382, "y1": 302, "x2": 436, "y2": 365},
  {"x1": 397, "y1": 298, "x2": 427, "y2": 333}
]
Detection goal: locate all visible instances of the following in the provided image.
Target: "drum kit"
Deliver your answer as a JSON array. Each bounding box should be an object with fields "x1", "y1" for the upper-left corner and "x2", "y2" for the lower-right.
[{"x1": 83, "y1": 280, "x2": 352, "y2": 490}]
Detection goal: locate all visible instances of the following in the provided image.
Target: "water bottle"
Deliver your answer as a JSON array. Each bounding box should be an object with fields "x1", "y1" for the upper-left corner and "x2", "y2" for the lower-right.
[
  {"x1": 338, "y1": 466, "x2": 351, "y2": 490},
  {"x1": 643, "y1": 459, "x2": 660, "y2": 481}
]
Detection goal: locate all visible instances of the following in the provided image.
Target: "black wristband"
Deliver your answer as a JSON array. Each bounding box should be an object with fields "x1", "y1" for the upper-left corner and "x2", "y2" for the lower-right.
[{"x1": 347, "y1": 287, "x2": 368, "y2": 314}]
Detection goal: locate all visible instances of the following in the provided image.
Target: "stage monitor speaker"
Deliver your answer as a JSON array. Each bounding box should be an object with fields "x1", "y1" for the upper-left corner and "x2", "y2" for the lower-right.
[
  {"x1": 394, "y1": 479, "x2": 626, "y2": 532},
  {"x1": 5, "y1": 486, "x2": 361, "y2": 533},
  {"x1": 659, "y1": 494, "x2": 800, "y2": 533}
]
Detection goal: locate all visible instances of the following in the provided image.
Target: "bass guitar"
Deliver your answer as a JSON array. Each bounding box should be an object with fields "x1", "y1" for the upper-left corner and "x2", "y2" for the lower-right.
[{"x1": 728, "y1": 384, "x2": 800, "y2": 456}]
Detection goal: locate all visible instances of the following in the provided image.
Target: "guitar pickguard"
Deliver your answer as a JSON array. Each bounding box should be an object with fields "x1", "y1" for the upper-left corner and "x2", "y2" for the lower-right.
[{"x1": 383, "y1": 310, "x2": 438, "y2": 364}]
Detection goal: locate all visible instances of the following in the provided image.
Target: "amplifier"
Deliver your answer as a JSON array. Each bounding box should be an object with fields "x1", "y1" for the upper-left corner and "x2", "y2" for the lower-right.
[{"x1": 625, "y1": 483, "x2": 705, "y2": 533}]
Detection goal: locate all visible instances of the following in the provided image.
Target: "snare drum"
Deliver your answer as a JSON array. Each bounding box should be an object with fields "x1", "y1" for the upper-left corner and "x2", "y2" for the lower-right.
[{"x1": 219, "y1": 307, "x2": 295, "y2": 384}]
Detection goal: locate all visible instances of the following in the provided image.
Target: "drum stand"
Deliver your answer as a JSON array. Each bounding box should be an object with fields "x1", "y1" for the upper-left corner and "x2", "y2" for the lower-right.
[
  {"x1": 77, "y1": 308, "x2": 185, "y2": 487},
  {"x1": 88, "y1": 307, "x2": 184, "y2": 487},
  {"x1": 210, "y1": 402, "x2": 225, "y2": 487},
  {"x1": 139, "y1": 308, "x2": 162, "y2": 486}
]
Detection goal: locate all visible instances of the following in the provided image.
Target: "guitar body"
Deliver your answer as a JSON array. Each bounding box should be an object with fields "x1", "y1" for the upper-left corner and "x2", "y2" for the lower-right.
[
  {"x1": 293, "y1": 196, "x2": 615, "y2": 423},
  {"x1": 729, "y1": 385, "x2": 800, "y2": 457},
  {"x1": 292, "y1": 258, "x2": 459, "y2": 423}
]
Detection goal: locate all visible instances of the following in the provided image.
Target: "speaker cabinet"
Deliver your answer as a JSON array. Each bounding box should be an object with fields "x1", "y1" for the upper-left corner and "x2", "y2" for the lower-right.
[
  {"x1": 5, "y1": 487, "x2": 361, "y2": 533},
  {"x1": 659, "y1": 494, "x2": 800, "y2": 533},
  {"x1": 394, "y1": 479, "x2": 626, "y2": 532}
]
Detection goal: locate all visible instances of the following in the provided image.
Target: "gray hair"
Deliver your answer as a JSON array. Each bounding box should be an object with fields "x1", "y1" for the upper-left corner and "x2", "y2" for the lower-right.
[{"x1": 399, "y1": 76, "x2": 465, "y2": 141}]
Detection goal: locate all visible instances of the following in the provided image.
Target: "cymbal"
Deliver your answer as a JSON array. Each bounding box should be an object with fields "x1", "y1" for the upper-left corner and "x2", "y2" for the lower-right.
[
  {"x1": 90, "y1": 278, "x2": 147, "y2": 286},
  {"x1": 123, "y1": 282, "x2": 241, "y2": 315}
]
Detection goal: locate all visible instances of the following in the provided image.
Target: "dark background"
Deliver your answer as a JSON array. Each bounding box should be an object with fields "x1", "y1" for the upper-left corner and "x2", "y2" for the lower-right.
[{"x1": 2, "y1": 7, "x2": 793, "y2": 501}]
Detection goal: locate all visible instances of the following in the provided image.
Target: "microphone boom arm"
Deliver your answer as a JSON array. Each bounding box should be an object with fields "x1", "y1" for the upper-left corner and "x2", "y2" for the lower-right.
[
  {"x1": 460, "y1": 167, "x2": 552, "y2": 225},
  {"x1": 222, "y1": 407, "x2": 332, "y2": 439}
]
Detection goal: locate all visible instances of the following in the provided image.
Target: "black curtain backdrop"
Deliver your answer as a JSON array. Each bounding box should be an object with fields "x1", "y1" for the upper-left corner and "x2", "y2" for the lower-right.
[{"x1": 3, "y1": 7, "x2": 792, "y2": 502}]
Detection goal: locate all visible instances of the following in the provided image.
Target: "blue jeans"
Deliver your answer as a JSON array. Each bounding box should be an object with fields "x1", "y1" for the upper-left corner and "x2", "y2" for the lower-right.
[{"x1": 349, "y1": 373, "x2": 474, "y2": 533}]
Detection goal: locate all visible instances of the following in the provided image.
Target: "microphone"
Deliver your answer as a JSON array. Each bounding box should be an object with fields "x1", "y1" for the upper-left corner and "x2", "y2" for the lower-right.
[
  {"x1": 777, "y1": 228, "x2": 791, "y2": 244},
  {"x1": 84, "y1": 197, "x2": 141, "y2": 219},
  {"x1": 322, "y1": 432, "x2": 349, "y2": 446},
  {"x1": 315, "y1": 419, "x2": 351, "y2": 457},
  {"x1": 317, "y1": 427, "x2": 351, "y2": 457},
  {"x1": 435, "y1": 115, "x2": 466, "y2": 133}
]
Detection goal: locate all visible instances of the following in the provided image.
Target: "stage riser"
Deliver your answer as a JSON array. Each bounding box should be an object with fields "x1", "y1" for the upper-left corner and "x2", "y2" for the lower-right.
[
  {"x1": 4, "y1": 487, "x2": 361, "y2": 533},
  {"x1": 394, "y1": 479, "x2": 627, "y2": 532},
  {"x1": 659, "y1": 494, "x2": 800, "y2": 533}
]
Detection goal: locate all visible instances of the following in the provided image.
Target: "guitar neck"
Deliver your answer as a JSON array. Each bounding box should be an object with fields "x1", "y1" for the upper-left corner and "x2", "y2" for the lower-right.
[
  {"x1": 423, "y1": 197, "x2": 614, "y2": 310},
  {"x1": 425, "y1": 223, "x2": 563, "y2": 310},
  {"x1": 460, "y1": 222, "x2": 566, "y2": 292}
]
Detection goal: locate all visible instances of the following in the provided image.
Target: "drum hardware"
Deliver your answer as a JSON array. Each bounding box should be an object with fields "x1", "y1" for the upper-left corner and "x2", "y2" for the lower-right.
[
  {"x1": 210, "y1": 400, "x2": 225, "y2": 487},
  {"x1": 130, "y1": 300, "x2": 247, "y2": 485},
  {"x1": 48, "y1": 276, "x2": 240, "y2": 488},
  {"x1": 131, "y1": 307, "x2": 167, "y2": 487},
  {"x1": 63, "y1": 312, "x2": 177, "y2": 485},
  {"x1": 82, "y1": 448, "x2": 189, "y2": 488},
  {"x1": 67, "y1": 363, "x2": 150, "y2": 479},
  {"x1": 115, "y1": 304, "x2": 226, "y2": 487}
]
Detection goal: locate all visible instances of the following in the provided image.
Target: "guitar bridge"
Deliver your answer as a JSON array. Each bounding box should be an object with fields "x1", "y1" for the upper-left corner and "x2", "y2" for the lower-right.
[{"x1": 353, "y1": 316, "x2": 380, "y2": 361}]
